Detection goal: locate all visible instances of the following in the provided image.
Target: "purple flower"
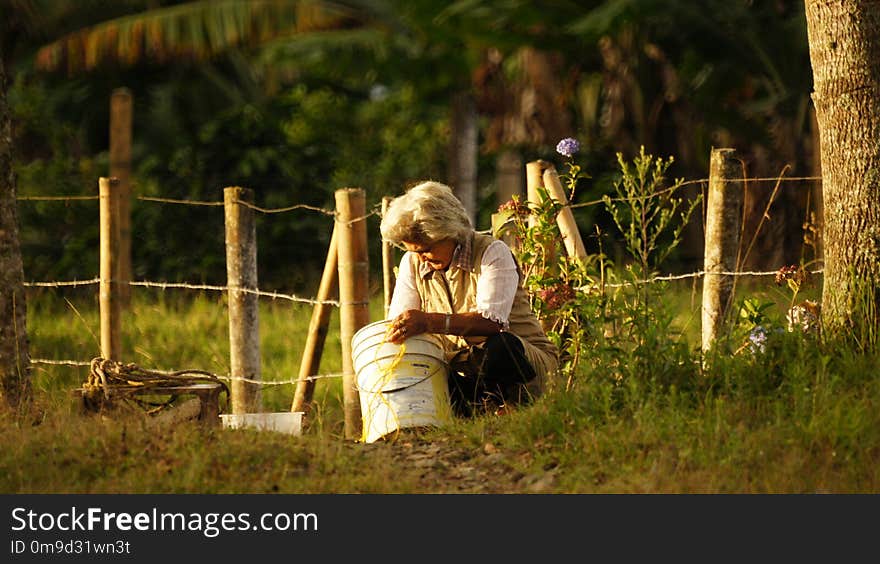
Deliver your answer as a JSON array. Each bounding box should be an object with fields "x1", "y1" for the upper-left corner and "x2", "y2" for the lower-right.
[
  {"x1": 556, "y1": 137, "x2": 580, "y2": 157},
  {"x1": 748, "y1": 326, "x2": 768, "y2": 354}
]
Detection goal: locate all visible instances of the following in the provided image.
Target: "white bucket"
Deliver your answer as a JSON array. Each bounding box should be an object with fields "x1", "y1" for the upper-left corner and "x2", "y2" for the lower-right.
[
  {"x1": 220, "y1": 412, "x2": 303, "y2": 435},
  {"x1": 352, "y1": 320, "x2": 452, "y2": 444}
]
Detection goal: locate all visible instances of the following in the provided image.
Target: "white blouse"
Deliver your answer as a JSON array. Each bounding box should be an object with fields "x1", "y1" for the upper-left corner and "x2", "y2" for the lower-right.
[{"x1": 388, "y1": 240, "x2": 520, "y2": 330}]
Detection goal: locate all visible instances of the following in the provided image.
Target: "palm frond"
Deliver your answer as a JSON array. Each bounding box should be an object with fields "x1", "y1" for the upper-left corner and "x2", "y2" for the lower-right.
[{"x1": 34, "y1": 0, "x2": 361, "y2": 73}]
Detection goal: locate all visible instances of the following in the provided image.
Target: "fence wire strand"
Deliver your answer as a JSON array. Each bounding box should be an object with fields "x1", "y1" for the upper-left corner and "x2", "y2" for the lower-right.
[
  {"x1": 24, "y1": 278, "x2": 101, "y2": 288},
  {"x1": 129, "y1": 281, "x2": 339, "y2": 306},
  {"x1": 23, "y1": 279, "x2": 338, "y2": 306},
  {"x1": 136, "y1": 196, "x2": 224, "y2": 207},
  {"x1": 596, "y1": 268, "x2": 824, "y2": 289},
  {"x1": 17, "y1": 195, "x2": 99, "y2": 202},
  {"x1": 566, "y1": 175, "x2": 821, "y2": 210},
  {"x1": 30, "y1": 357, "x2": 344, "y2": 385}
]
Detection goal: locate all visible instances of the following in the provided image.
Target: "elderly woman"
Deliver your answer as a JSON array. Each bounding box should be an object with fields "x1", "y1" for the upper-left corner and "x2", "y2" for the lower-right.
[{"x1": 381, "y1": 180, "x2": 559, "y2": 416}]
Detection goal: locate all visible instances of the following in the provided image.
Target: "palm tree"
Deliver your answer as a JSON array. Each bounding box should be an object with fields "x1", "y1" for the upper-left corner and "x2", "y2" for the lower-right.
[{"x1": 34, "y1": 0, "x2": 360, "y2": 72}]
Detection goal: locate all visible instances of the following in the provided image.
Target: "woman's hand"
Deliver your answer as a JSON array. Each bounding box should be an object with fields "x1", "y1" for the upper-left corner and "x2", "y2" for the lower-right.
[{"x1": 388, "y1": 309, "x2": 430, "y2": 343}]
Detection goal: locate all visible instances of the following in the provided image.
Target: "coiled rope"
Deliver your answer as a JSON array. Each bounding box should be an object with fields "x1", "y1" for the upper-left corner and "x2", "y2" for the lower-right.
[{"x1": 82, "y1": 357, "x2": 229, "y2": 415}]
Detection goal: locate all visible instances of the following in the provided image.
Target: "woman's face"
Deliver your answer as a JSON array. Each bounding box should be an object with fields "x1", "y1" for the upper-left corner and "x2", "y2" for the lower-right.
[{"x1": 403, "y1": 238, "x2": 457, "y2": 271}]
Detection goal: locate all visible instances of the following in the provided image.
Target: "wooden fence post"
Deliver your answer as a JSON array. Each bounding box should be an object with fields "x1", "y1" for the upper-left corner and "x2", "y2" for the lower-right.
[
  {"x1": 543, "y1": 164, "x2": 588, "y2": 260},
  {"x1": 109, "y1": 88, "x2": 132, "y2": 307},
  {"x1": 381, "y1": 196, "x2": 395, "y2": 319},
  {"x1": 99, "y1": 177, "x2": 122, "y2": 361},
  {"x1": 224, "y1": 186, "x2": 261, "y2": 414},
  {"x1": 335, "y1": 188, "x2": 368, "y2": 441},
  {"x1": 291, "y1": 225, "x2": 338, "y2": 414},
  {"x1": 701, "y1": 148, "x2": 744, "y2": 354}
]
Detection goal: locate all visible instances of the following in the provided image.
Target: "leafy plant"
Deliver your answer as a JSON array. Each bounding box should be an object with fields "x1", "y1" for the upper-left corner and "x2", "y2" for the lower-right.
[
  {"x1": 602, "y1": 146, "x2": 700, "y2": 283},
  {"x1": 595, "y1": 147, "x2": 702, "y2": 386},
  {"x1": 498, "y1": 142, "x2": 704, "y2": 391}
]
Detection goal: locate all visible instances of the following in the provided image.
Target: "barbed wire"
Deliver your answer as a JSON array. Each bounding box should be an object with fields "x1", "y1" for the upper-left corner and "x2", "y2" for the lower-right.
[
  {"x1": 590, "y1": 268, "x2": 824, "y2": 289},
  {"x1": 129, "y1": 281, "x2": 340, "y2": 306},
  {"x1": 16, "y1": 192, "x2": 389, "y2": 222},
  {"x1": 565, "y1": 175, "x2": 822, "y2": 210},
  {"x1": 676, "y1": 175, "x2": 821, "y2": 187},
  {"x1": 237, "y1": 200, "x2": 335, "y2": 216},
  {"x1": 23, "y1": 264, "x2": 825, "y2": 296},
  {"x1": 17, "y1": 173, "x2": 821, "y2": 215},
  {"x1": 218, "y1": 373, "x2": 345, "y2": 385},
  {"x1": 23, "y1": 278, "x2": 338, "y2": 306},
  {"x1": 31, "y1": 358, "x2": 92, "y2": 367},
  {"x1": 136, "y1": 196, "x2": 224, "y2": 207},
  {"x1": 16, "y1": 195, "x2": 99, "y2": 202},
  {"x1": 29, "y1": 357, "x2": 344, "y2": 385},
  {"x1": 23, "y1": 278, "x2": 101, "y2": 288},
  {"x1": 18, "y1": 192, "x2": 341, "y2": 216},
  {"x1": 151, "y1": 198, "x2": 382, "y2": 223}
]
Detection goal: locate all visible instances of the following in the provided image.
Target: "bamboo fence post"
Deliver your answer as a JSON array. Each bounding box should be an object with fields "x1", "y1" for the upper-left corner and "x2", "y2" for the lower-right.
[
  {"x1": 526, "y1": 159, "x2": 565, "y2": 263},
  {"x1": 701, "y1": 148, "x2": 744, "y2": 354},
  {"x1": 381, "y1": 196, "x2": 395, "y2": 318},
  {"x1": 543, "y1": 164, "x2": 588, "y2": 260},
  {"x1": 109, "y1": 88, "x2": 132, "y2": 307},
  {"x1": 526, "y1": 160, "x2": 557, "y2": 332},
  {"x1": 99, "y1": 177, "x2": 122, "y2": 361},
  {"x1": 526, "y1": 160, "x2": 547, "y2": 229},
  {"x1": 335, "y1": 188, "x2": 368, "y2": 441},
  {"x1": 224, "y1": 186, "x2": 261, "y2": 414},
  {"x1": 291, "y1": 225, "x2": 339, "y2": 414}
]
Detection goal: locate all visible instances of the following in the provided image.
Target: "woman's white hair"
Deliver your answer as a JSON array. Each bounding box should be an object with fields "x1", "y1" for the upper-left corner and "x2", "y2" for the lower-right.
[{"x1": 380, "y1": 181, "x2": 473, "y2": 246}]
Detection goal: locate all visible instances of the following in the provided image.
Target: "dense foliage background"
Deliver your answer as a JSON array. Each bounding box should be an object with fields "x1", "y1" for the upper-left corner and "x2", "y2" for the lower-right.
[{"x1": 9, "y1": 0, "x2": 817, "y2": 292}]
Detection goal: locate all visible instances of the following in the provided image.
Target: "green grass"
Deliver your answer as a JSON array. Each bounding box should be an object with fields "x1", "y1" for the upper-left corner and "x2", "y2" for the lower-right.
[{"x1": 3, "y1": 283, "x2": 878, "y2": 493}]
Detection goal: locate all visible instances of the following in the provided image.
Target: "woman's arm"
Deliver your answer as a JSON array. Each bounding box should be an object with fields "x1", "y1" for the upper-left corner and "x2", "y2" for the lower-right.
[
  {"x1": 387, "y1": 252, "x2": 421, "y2": 318},
  {"x1": 388, "y1": 310, "x2": 502, "y2": 343},
  {"x1": 475, "y1": 240, "x2": 519, "y2": 329}
]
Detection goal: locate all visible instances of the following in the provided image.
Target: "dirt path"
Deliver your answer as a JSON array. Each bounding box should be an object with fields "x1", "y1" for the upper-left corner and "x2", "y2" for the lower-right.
[{"x1": 366, "y1": 435, "x2": 559, "y2": 493}]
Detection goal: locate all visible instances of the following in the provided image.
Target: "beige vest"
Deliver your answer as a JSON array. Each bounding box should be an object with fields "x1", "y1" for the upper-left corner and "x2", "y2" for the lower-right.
[{"x1": 407, "y1": 232, "x2": 559, "y2": 387}]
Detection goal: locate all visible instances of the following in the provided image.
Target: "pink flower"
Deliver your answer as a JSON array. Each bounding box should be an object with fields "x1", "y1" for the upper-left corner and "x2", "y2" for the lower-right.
[
  {"x1": 775, "y1": 264, "x2": 807, "y2": 286},
  {"x1": 539, "y1": 283, "x2": 577, "y2": 310},
  {"x1": 497, "y1": 196, "x2": 530, "y2": 218}
]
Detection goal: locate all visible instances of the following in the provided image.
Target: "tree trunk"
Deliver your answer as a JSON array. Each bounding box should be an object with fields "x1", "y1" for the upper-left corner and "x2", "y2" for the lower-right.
[
  {"x1": 807, "y1": 104, "x2": 824, "y2": 267},
  {"x1": 805, "y1": 0, "x2": 880, "y2": 341},
  {"x1": 0, "y1": 55, "x2": 31, "y2": 407},
  {"x1": 448, "y1": 91, "x2": 478, "y2": 226}
]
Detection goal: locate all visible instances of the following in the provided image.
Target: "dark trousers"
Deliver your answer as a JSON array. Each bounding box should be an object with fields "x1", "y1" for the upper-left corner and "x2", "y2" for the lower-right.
[{"x1": 448, "y1": 333, "x2": 536, "y2": 416}]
